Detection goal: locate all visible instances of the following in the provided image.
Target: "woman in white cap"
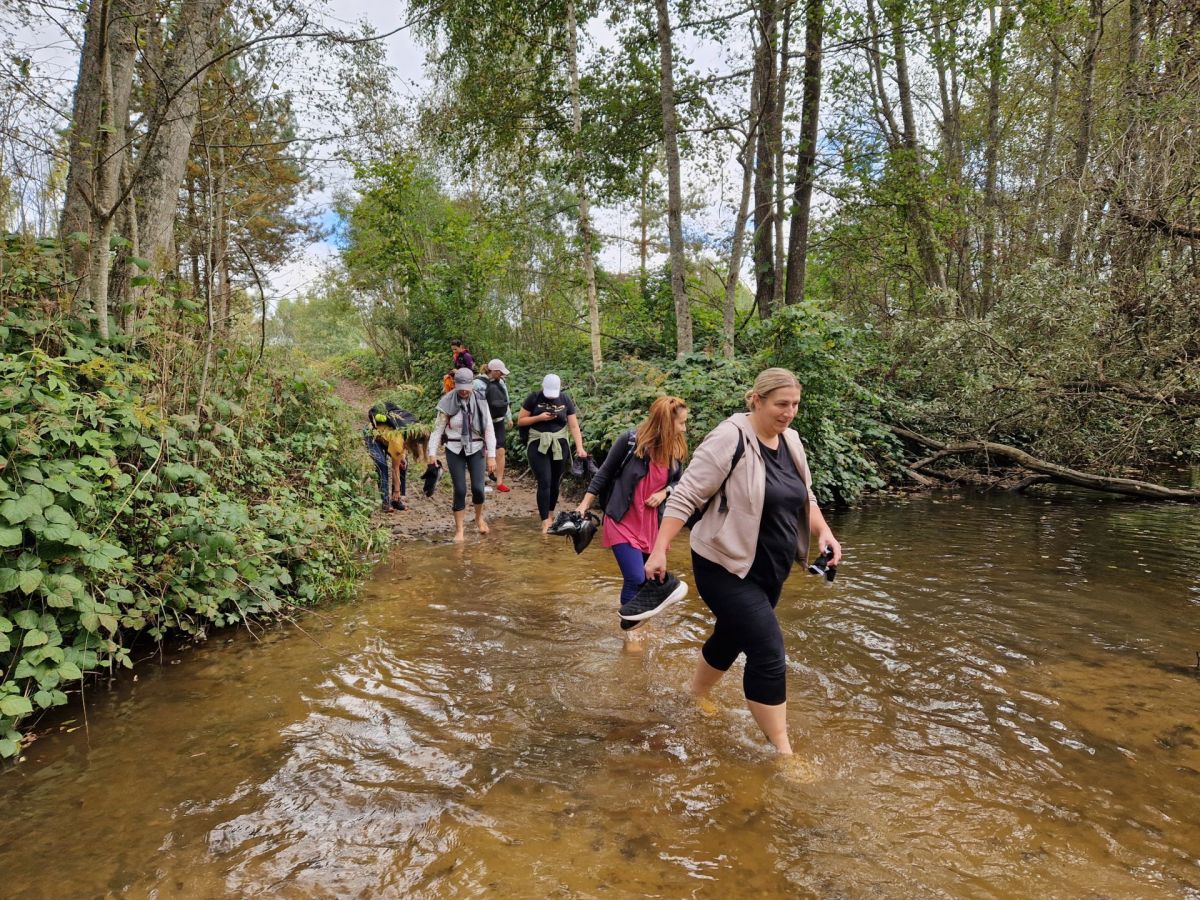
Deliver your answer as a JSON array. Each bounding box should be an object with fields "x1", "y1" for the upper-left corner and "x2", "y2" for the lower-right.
[
  {"x1": 427, "y1": 367, "x2": 496, "y2": 541},
  {"x1": 479, "y1": 359, "x2": 513, "y2": 492},
  {"x1": 517, "y1": 373, "x2": 587, "y2": 533}
]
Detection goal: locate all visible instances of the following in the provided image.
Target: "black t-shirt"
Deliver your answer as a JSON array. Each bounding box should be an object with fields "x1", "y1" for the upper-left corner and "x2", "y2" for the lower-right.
[
  {"x1": 749, "y1": 439, "x2": 808, "y2": 589},
  {"x1": 521, "y1": 391, "x2": 576, "y2": 434}
]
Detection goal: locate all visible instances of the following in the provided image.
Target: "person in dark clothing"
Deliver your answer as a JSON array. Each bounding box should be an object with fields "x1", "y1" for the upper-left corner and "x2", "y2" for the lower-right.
[
  {"x1": 517, "y1": 373, "x2": 587, "y2": 533},
  {"x1": 450, "y1": 339, "x2": 475, "y2": 373},
  {"x1": 645, "y1": 368, "x2": 843, "y2": 756},
  {"x1": 576, "y1": 396, "x2": 689, "y2": 634},
  {"x1": 478, "y1": 359, "x2": 512, "y2": 491}
]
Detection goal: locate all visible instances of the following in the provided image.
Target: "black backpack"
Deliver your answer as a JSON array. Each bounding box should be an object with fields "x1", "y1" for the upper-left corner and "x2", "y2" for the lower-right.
[
  {"x1": 685, "y1": 430, "x2": 745, "y2": 529},
  {"x1": 369, "y1": 401, "x2": 417, "y2": 430}
]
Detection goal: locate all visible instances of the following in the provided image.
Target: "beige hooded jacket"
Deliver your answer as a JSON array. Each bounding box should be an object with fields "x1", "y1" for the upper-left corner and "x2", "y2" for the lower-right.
[{"x1": 662, "y1": 413, "x2": 819, "y2": 578}]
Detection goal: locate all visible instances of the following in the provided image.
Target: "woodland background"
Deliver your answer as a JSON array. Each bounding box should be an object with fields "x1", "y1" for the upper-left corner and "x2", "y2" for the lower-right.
[{"x1": 1, "y1": 0, "x2": 1198, "y2": 753}]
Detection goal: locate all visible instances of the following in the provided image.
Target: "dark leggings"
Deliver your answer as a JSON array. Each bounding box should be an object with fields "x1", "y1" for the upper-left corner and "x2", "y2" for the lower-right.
[
  {"x1": 446, "y1": 448, "x2": 486, "y2": 512},
  {"x1": 611, "y1": 542, "x2": 648, "y2": 605},
  {"x1": 692, "y1": 551, "x2": 787, "y2": 706},
  {"x1": 527, "y1": 439, "x2": 567, "y2": 520}
]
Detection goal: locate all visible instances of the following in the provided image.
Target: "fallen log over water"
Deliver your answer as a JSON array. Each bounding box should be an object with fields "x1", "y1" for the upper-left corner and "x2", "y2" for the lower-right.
[{"x1": 892, "y1": 426, "x2": 1200, "y2": 501}]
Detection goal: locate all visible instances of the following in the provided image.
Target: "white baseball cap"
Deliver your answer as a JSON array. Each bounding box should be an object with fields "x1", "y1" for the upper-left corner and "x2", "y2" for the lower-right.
[
  {"x1": 541, "y1": 373, "x2": 561, "y2": 398},
  {"x1": 487, "y1": 359, "x2": 509, "y2": 375}
]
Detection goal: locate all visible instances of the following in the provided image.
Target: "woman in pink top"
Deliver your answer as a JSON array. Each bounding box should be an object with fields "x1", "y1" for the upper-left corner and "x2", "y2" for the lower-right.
[{"x1": 577, "y1": 397, "x2": 689, "y2": 633}]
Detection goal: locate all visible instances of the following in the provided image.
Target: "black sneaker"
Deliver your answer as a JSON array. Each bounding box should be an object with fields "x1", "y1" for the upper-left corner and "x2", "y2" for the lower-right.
[
  {"x1": 571, "y1": 514, "x2": 598, "y2": 554},
  {"x1": 390, "y1": 499, "x2": 406, "y2": 511},
  {"x1": 547, "y1": 510, "x2": 581, "y2": 535},
  {"x1": 620, "y1": 614, "x2": 644, "y2": 632},
  {"x1": 619, "y1": 574, "x2": 688, "y2": 622}
]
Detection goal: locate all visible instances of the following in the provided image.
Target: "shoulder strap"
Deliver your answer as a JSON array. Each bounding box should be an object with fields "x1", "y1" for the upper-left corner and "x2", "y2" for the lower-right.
[{"x1": 714, "y1": 429, "x2": 745, "y2": 515}]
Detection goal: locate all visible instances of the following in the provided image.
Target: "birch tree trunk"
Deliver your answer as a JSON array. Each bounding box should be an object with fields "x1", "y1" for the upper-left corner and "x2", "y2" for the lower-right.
[
  {"x1": 773, "y1": 2, "x2": 792, "y2": 292},
  {"x1": 784, "y1": 0, "x2": 823, "y2": 307},
  {"x1": 566, "y1": 0, "x2": 602, "y2": 370},
  {"x1": 979, "y1": 3, "x2": 1014, "y2": 316},
  {"x1": 724, "y1": 43, "x2": 763, "y2": 358},
  {"x1": 654, "y1": 0, "x2": 692, "y2": 356}
]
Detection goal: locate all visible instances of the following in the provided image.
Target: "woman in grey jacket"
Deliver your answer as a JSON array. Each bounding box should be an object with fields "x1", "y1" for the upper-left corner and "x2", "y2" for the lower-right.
[
  {"x1": 427, "y1": 367, "x2": 496, "y2": 542},
  {"x1": 644, "y1": 368, "x2": 842, "y2": 755}
]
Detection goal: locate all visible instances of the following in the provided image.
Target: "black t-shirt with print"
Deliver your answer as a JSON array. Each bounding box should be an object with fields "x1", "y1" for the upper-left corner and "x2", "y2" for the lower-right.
[
  {"x1": 521, "y1": 391, "x2": 576, "y2": 434},
  {"x1": 749, "y1": 439, "x2": 808, "y2": 589}
]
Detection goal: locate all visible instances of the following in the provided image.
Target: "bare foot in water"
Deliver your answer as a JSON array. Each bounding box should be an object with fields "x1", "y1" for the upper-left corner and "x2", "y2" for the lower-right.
[
  {"x1": 453, "y1": 530, "x2": 466, "y2": 543},
  {"x1": 774, "y1": 754, "x2": 820, "y2": 783},
  {"x1": 476, "y1": 518, "x2": 490, "y2": 534}
]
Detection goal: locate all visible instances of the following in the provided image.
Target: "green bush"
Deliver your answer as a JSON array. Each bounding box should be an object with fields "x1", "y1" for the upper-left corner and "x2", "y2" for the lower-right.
[{"x1": 0, "y1": 299, "x2": 383, "y2": 758}]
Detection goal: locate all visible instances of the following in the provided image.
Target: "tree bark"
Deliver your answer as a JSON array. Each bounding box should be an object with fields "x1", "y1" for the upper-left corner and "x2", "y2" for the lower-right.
[
  {"x1": 752, "y1": 0, "x2": 780, "y2": 319},
  {"x1": 59, "y1": 0, "x2": 138, "y2": 335},
  {"x1": 773, "y1": 1, "x2": 792, "y2": 294},
  {"x1": 893, "y1": 426, "x2": 1200, "y2": 500},
  {"x1": 1055, "y1": 0, "x2": 1105, "y2": 265},
  {"x1": 654, "y1": 0, "x2": 692, "y2": 356},
  {"x1": 132, "y1": 0, "x2": 228, "y2": 277},
  {"x1": 724, "y1": 40, "x2": 763, "y2": 358},
  {"x1": 566, "y1": 0, "x2": 602, "y2": 370},
  {"x1": 784, "y1": 0, "x2": 823, "y2": 307},
  {"x1": 979, "y1": 3, "x2": 1014, "y2": 316}
]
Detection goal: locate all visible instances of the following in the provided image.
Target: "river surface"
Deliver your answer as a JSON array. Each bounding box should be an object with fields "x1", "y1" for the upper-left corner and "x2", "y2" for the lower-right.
[{"x1": 2, "y1": 492, "x2": 1200, "y2": 898}]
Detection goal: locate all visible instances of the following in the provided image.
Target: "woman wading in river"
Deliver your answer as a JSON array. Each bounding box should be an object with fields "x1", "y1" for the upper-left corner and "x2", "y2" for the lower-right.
[
  {"x1": 644, "y1": 368, "x2": 842, "y2": 755},
  {"x1": 517, "y1": 374, "x2": 587, "y2": 534},
  {"x1": 576, "y1": 396, "x2": 690, "y2": 637},
  {"x1": 427, "y1": 367, "x2": 496, "y2": 542}
]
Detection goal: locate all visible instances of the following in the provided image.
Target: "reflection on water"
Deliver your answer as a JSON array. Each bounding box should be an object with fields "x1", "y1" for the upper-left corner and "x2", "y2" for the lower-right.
[{"x1": 2, "y1": 493, "x2": 1200, "y2": 898}]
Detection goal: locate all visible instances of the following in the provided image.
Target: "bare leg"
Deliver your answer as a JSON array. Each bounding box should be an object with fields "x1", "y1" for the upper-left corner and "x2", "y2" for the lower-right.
[
  {"x1": 495, "y1": 448, "x2": 506, "y2": 486},
  {"x1": 747, "y1": 700, "x2": 792, "y2": 754},
  {"x1": 690, "y1": 657, "x2": 726, "y2": 697},
  {"x1": 541, "y1": 517, "x2": 552, "y2": 534},
  {"x1": 453, "y1": 509, "x2": 466, "y2": 542},
  {"x1": 474, "y1": 503, "x2": 489, "y2": 534}
]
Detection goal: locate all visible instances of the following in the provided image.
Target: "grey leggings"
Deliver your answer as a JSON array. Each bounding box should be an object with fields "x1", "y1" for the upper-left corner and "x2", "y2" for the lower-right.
[{"x1": 446, "y1": 448, "x2": 487, "y2": 512}]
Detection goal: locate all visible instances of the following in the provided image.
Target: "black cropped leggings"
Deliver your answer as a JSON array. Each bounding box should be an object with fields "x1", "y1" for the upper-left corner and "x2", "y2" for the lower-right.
[
  {"x1": 446, "y1": 448, "x2": 486, "y2": 512},
  {"x1": 527, "y1": 439, "x2": 567, "y2": 520},
  {"x1": 692, "y1": 551, "x2": 788, "y2": 706}
]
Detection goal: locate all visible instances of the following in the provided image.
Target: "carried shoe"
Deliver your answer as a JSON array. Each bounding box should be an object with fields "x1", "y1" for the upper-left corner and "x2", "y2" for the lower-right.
[
  {"x1": 390, "y1": 499, "x2": 406, "y2": 511},
  {"x1": 619, "y1": 574, "x2": 688, "y2": 622},
  {"x1": 496, "y1": 483, "x2": 511, "y2": 493},
  {"x1": 422, "y1": 463, "x2": 442, "y2": 498},
  {"x1": 547, "y1": 510, "x2": 582, "y2": 535},
  {"x1": 571, "y1": 513, "x2": 598, "y2": 554}
]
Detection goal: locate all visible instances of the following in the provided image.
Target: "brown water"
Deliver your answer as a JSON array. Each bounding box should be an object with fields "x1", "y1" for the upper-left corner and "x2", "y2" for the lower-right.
[{"x1": 3, "y1": 493, "x2": 1200, "y2": 898}]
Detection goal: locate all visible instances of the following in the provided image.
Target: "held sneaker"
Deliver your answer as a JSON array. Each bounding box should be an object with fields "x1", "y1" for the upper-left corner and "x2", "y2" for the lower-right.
[
  {"x1": 547, "y1": 510, "x2": 582, "y2": 535},
  {"x1": 571, "y1": 513, "x2": 598, "y2": 554},
  {"x1": 619, "y1": 574, "x2": 688, "y2": 622}
]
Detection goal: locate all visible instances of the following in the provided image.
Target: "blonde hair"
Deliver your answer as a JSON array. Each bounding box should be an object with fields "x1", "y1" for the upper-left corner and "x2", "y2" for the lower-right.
[
  {"x1": 634, "y1": 396, "x2": 689, "y2": 466},
  {"x1": 744, "y1": 367, "x2": 802, "y2": 410}
]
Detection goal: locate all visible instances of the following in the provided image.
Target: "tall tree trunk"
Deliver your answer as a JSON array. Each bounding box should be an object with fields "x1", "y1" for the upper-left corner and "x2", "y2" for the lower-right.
[
  {"x1": 724, "y1": 40, "x2": 763, "y2": 358},
  {"x1": 784, "y1": 0, "x2": 823, "y2": 307},
  {"x1": 59, "y1": 0, "x2": 138, "y2": 334},
  {"x1": 654, "y1": 0, "x2": 692, "y2": 356},
  {"x1": 1055, "y1": 0, "x2": 1105, "y2": 265},
  {"x1": 1031, "y1": 49, "x2": 1061, "y2": 236},
  {"x1": 979, "y1": 3, "x2": 1014, "y2": 316},
  {"x1": 638, "y1": 155, "x2": 650, "y2": 296},
  {"x1": 132, "y1": 0, "x2": 227, "y2": 277},
  {"x1": 886, "y1": 0, "x2": 946, "y2": 291},
  {"x1": 566, "y1": 0, "x2": 602, "y2": 370},
  {"x1": 752, "y1": 0, "x2": 780, "y2": 318},
  {"x1": 773, "y1": 1, "x2": 792, "y2": 293}
]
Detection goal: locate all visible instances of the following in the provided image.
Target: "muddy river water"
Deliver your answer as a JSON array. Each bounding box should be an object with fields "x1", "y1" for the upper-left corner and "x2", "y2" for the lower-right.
[{"x1": 2, "y1": 492, "x2": 1199, "y2": 898}]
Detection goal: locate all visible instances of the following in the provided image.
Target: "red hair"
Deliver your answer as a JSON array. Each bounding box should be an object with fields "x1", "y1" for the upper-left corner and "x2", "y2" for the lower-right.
[{"x1": 634, "y1": 396, "x2": 689, "y2": 467}]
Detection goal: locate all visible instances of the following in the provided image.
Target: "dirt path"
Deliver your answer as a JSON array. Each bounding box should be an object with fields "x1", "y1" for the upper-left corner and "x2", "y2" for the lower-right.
[{"x1": 331, "y1": 376, "x2": 552, "y2": 541}]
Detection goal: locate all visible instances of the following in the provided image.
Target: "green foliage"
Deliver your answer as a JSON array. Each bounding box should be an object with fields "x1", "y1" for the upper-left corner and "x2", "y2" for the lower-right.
[{"x1": 0, "y1": 267, "x2": 383, "y2": 757}]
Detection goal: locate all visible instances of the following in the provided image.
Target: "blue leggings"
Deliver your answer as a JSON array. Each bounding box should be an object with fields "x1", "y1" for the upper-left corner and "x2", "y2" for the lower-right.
[{"x1": 611, "y1": 543, "x2": 648, "y2": 605}]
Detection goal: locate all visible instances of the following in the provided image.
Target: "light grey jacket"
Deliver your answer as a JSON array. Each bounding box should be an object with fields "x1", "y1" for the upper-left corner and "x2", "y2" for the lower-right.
[
  {"x1": 663, "y1": 413, "x2": 819, "y2": 578},
  {"x1": 428, "y1": 390, "x2": 496, "y2": 459}
]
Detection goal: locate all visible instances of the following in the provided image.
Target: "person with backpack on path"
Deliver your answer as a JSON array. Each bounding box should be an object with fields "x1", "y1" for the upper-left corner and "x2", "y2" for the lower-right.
[
  {"x1": 443, "y1": 338, "x2": 476, "y2": 393},
  {"x1": 644, "y1": 368, "x2": 843, "y2": 757},
  {"x1": 428, "y1": 367, "x2": 497, "y2": 542},
  {"x1": 517, "y1": 373, "x2": 587, "y2": 533},
  {"x1": 476, "y1": 359, "x2": 513, "y2": 492},
  {"x1": 364, "y1": 410, "x2": 408, "y2": 513},
  {"x1": 575, "y1": 396, "x2": 689, "y2": 636}
]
